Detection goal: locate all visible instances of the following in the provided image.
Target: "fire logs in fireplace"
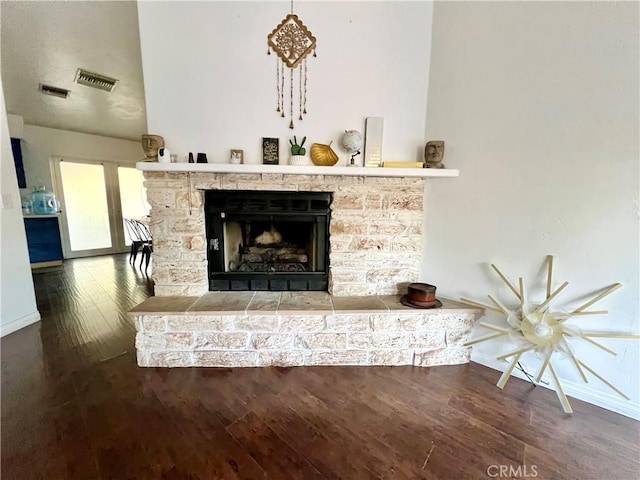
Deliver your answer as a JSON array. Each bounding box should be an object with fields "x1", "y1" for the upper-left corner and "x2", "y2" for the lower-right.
[
  {"x1": 205, "y1": 191, "x2": 331, "y2": 291},
  {"x1": 232, "y1": 242, "x2": 309, "y2": 272}
]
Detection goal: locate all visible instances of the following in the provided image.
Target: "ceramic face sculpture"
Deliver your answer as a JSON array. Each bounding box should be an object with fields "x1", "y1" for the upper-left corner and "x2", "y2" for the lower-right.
[
  {"x1": 424, "y1": 140, "x2": 445, "y2": 168},
  {"x1": 141, "y1": 134, "x2": 165, "y2": 160}
]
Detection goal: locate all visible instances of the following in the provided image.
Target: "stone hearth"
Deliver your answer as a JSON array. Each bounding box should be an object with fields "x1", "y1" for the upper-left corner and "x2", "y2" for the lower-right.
[
  {"x1": 130, "y1": 292, "x2": 481, "y2": 368},
  {"x1": 134, "y1": 165, "x2": 470, "y2": 368}
]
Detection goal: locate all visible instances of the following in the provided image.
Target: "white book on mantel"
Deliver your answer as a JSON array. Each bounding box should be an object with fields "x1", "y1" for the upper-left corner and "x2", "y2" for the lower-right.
[{"x1": 364, "y1": 117, "x2": 384, "y2": 168}]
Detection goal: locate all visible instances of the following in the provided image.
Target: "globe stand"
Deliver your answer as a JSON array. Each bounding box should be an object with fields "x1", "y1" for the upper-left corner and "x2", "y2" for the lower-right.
[
  {"x1": 342, "y1": 130, "x2": 363, "y2": 167},
  {"x1": 347, "y1": 151, "x2": 361, "y2": 167}
]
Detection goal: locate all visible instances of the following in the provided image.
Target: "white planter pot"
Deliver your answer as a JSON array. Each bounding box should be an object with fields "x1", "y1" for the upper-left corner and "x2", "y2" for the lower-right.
[{"x1": 290, "y1": 155, "x2": 313, "y2": 166}]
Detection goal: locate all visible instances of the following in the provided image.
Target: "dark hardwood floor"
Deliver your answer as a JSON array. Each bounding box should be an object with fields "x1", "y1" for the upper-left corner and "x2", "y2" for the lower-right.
[{"x1": 2, "y1": 255, "x2": 639, "y2": 479}]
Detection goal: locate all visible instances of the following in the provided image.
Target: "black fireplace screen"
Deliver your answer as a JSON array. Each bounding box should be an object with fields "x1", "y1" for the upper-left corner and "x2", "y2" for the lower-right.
[{"x1": 204, "y1": 190, "x2": 331, "y2": 291}]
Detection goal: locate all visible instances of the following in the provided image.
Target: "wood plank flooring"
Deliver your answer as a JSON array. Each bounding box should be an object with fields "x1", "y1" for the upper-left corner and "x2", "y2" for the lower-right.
[{"x1": 2, "y1": 254, "x2": 639, "y2": 479}]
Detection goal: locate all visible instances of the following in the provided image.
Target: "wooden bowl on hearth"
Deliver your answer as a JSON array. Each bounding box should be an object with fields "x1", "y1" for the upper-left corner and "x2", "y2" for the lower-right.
[{"x1": 400, "y1": 282, "x2": 442, "y2": 309}]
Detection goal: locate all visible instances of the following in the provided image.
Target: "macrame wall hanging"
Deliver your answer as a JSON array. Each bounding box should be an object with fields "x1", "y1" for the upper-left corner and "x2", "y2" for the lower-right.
[{"x1": 267, "y1": 0, "x2": 316, "y2": 129}]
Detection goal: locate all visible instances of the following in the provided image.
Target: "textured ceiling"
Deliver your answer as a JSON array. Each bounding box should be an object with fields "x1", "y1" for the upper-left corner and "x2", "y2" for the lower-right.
[{"x1": 1, "y1": 1, "x2": 147, "y2": 141}]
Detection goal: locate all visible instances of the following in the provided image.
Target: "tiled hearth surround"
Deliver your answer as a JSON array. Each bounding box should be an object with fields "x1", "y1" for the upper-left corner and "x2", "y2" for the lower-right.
[{"x1": 133, "y1": 167, "x2": 480, "y2": 367}]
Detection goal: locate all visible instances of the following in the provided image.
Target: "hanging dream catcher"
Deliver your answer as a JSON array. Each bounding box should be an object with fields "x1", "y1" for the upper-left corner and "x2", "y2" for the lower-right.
[{"x1": 267, "y1": 2, "x2": 316, "y2": 129}]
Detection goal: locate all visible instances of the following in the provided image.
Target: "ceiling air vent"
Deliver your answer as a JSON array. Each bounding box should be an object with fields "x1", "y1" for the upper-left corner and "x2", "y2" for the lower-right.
[
  {"x1": 74, "y1": 68, "x2": 118, "y2": 92},
  {"x1": 39, "y1": 84, "x2": 70, "y2": 99}
]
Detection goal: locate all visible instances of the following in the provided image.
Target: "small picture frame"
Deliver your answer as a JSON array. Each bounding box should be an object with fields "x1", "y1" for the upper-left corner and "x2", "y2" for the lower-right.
[
  {"x1": 262, "y1": 137, "x2": 279, "y2": 165},
  {"x1": 230, "y1": 149, "x2": 244, "y2": 164}
]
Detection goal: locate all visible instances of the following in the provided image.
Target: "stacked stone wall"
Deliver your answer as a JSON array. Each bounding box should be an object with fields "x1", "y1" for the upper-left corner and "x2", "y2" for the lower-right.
[
  {"x1": 143, "y1": 172, "x2": 426, "y2": 296},
  {"x1": 133, "y1": 310, "x2": 475, "y2": 368}
]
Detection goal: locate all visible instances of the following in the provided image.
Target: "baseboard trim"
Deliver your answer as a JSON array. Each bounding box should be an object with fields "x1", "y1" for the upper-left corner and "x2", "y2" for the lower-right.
[
  {"x1": 471, "y1": 352, "x2": 640, "y2": 421},
  {"x1": 1, "y1": 311, "x2": 41, "y2": 337},
  {"x1": 31, "y1": 260, "x2": 63, "y2": 269}
]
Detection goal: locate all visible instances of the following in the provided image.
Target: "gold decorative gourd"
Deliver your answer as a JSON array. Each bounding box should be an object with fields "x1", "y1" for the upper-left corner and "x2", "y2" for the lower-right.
[{"x1": 310, "y1": 141, "x2": 339, "y2": 166}]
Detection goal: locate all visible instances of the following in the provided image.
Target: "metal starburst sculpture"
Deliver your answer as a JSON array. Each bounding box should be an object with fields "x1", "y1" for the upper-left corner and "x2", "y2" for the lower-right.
[{"x1": 461, "y1": 255, "x2": 639, "y2": 414}]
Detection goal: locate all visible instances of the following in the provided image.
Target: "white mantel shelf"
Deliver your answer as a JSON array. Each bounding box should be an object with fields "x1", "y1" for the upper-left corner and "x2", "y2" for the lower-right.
[{"x1": 136, "y1": 162, "x2": 459, "y2": 178}]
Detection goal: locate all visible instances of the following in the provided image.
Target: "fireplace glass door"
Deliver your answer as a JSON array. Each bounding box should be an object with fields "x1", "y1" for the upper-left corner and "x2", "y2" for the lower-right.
[{"x1": 205, "y1": 191, "x2": 331, "y2": 291}]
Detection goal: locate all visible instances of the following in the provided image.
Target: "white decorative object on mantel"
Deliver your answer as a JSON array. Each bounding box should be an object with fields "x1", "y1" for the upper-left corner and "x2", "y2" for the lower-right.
[
  {"x1": 342, "y1": 130, "x2": 364, "y2": 167},
  {"x1": 364, "y1": 117, "x2": 384, "y2": 167},
  {"x1": 290, "y1": 155, "x2": 313, "y2": 166},
  {"x1": 136, "y1": 162, "x2": 459, "y2": 178}
]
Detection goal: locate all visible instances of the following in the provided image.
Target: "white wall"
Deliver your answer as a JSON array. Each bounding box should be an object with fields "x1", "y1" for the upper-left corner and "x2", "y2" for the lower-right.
[
  {"x1": 7, "y1": 113, "x2": 24, "y2": 138},
  {"x1": 1, "y1": 84, "x2": 40, "y2": 336},
  {"x1": 19, "y1": 125, "x2": 143, "y2": 197},
  {"x1": 424, "y1": 2, "x2": 639, "y2": 418},
  {"x1": 137, "y1": 1, "x2": 433, "y2": 165}
]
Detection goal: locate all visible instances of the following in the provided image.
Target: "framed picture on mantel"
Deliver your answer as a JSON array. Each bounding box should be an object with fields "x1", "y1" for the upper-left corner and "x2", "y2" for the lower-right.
[
  {"x1": 230, "y1": 149, "x2": 244, "y2": 164},
  {"x1": 262, "y1": 137, "x2": 279, "y2": 165}
]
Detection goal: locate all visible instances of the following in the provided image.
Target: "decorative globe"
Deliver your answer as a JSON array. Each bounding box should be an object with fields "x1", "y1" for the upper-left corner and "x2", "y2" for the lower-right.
[{"x1": 341, "y1": 130, "x2": 363, "y2": 154}]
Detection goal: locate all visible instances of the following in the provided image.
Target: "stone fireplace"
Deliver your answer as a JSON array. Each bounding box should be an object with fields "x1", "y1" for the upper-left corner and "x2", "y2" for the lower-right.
[
  {"x1": 144, "y1": 170, "x2": 426, "y2": 297},
  {"x1": 131, "y1": 165, "x2": 480, "y2": 368}
]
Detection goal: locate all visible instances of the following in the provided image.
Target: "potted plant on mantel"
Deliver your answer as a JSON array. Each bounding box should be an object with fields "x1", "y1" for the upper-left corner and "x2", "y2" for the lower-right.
[{"x1": 289, "y1": 136, "x2": 312, "y2": 166}]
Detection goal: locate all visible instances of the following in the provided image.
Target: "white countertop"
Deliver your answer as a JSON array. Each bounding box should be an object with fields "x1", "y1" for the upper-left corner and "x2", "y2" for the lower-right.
[{"x1": 136, "y1": 162, "x2": 459, "y2": 178}]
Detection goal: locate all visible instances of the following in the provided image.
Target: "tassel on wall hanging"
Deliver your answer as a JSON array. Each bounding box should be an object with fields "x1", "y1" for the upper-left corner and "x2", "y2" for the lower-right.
[{"x1": 267, "y1": 0, "x2": 316, "y2": 129}]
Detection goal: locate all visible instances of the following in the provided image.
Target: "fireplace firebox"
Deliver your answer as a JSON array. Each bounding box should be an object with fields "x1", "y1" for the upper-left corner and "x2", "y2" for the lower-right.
[{"x1": 205, "y1": 190, "x2": 332, "y2": 291}]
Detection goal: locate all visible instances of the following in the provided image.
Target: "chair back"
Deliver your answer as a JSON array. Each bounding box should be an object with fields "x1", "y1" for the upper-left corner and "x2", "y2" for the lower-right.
[
  {"x1": 124, "y1": 218, "x2": 142, "y2": 243},
  {"x1": 132, "y1": 219, "x2": 152, "y2": 242}
]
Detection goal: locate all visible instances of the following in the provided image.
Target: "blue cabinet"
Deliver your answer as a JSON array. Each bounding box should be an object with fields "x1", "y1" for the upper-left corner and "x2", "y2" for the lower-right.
[{"x1": 23, "y1": 216, "x2": 64, "y2": 267}]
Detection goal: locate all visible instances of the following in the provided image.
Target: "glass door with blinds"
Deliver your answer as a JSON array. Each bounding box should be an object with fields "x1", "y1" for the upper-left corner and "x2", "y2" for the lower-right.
[{"x1": 51, "y1": 157, "x2": 149, "y2": 259}]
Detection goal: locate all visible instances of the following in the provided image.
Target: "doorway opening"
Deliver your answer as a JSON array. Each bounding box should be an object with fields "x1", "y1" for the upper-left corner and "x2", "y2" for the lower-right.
[{"x1": 51, "y1": 157, "x2": 149, "y2": 259}]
